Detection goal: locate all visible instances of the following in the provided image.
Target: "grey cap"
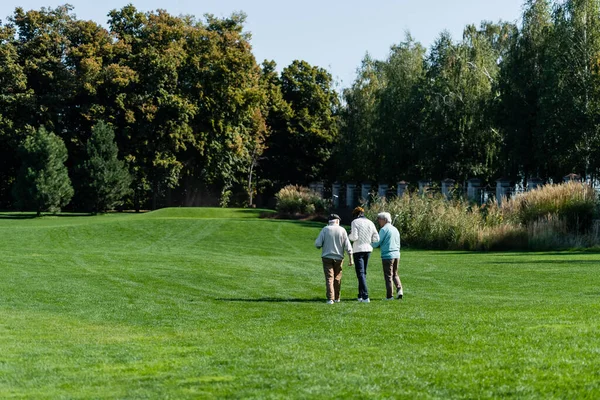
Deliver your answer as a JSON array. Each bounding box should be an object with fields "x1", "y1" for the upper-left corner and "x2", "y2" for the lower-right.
[{"x1": 328, "y1": 214, "x2": 341, "y2": 222}]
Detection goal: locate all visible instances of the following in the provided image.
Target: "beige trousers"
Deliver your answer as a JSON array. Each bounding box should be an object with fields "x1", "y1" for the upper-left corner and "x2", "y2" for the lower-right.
[
  {"x1": 382, "y1": 258, "x2": 402, "y2": 299},
  {"x1": 322, "y1": 258, "x2": 343, "y2": 301}
]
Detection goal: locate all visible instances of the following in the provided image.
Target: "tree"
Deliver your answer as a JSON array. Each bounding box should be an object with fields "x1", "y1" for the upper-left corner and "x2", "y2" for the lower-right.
[
  {"x1": 541, "y1": 0, "x2": 600, "y2": 180},
  {"x1": 13, "y1": 127, "x2": 73, "y2": 215},
  {"x1": 180, "y1": 12, "x2": 267, "y2": 206},
  {"x1": 418, "y1": 24, "x2": 505, "y2": 182},
  {"x1": 260, "y1": 60, "x2": 340, "y2": 188},
  {"x1": 496, "y1": 0, "x2": 552, "y2": 179},
  {"x1": 0, "y1": 22, "x2": 31, "y2": 208},
  {"x1": 77, "y1": 121, "x2": 132, "y2": 213},
  {"x1": 336, "y1": 54, "x2": 385, "y2": 182},
  {"x1": 376, "y1": 35, "x2": 426, "y2": 182},
  {"x1": 106, "y1": 6, "x2": 196, "y2": 210}
]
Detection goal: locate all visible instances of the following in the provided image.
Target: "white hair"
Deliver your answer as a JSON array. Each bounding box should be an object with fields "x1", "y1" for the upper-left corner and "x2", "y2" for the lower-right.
[{"x1": 377, "y1": 212, "x2": 392, "y2": 224}]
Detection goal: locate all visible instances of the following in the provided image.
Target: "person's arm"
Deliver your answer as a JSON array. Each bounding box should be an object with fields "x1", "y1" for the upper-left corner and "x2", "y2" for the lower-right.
[
  {"x1": 315, "y1": 229, "x2": 324, "y2": 249},
  {"x1": 372, "y1": 226, "x2": 387, "y2": 248},
  {"x1": 348, "y1": 220, "x2": 358, "y2": 242},
  {"x1": 343, "y1": 231, "x2": 354, "y2": 265},
  {"x1": 371, "y1": 224, "x2": 380, "y2": 243}
]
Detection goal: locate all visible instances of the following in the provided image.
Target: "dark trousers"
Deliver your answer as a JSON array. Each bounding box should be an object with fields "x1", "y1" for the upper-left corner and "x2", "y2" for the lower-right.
[{"x1": 353, "y1": 252, "x2": 371, "y2": 300}]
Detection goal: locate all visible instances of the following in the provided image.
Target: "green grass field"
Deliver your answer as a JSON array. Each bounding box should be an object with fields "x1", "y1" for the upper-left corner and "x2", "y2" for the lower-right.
[{"x1": 0, "y1": 208, "x2": 599, "y2": 399}]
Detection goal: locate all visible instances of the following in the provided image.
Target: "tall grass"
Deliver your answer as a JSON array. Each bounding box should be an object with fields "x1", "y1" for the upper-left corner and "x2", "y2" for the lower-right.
[{"x1": 365, "y1": 182, "x2": 599, "y2": 251}]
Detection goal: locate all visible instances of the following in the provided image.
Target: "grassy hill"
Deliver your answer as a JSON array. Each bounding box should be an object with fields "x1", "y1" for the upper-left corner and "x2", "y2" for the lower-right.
[{"x1": 0, "y1": 208, "x2": 599, "y2": 398}]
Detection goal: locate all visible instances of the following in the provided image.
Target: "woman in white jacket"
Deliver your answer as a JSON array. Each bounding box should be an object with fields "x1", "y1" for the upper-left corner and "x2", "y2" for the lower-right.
[{"x1": 348, "y1": 207, "x2": 380, "y2": 303}]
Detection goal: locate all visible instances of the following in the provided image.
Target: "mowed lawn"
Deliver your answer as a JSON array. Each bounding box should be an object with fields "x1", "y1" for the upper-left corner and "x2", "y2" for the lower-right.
[{"x1": 0, "y1": 209, "x2": 599, "y2": 399}]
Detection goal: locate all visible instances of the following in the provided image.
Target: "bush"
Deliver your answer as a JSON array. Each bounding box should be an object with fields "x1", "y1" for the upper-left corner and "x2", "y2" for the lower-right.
[
  {"x1": 275, "y1": 185, "x2": 326, "y2": 215},
  {"x1": 365, "y1": 193, "x2": 485, "y2": 250},
  {"x1": 365, "y1": 182, "x2": 600, "y2": 251},
  {"x1": 503, "y1": 182, "x2": 597, "y2": 233}
]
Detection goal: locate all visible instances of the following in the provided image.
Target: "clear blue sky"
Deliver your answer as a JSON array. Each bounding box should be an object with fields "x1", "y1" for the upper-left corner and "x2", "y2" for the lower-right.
[{"x1": 0, "y1": 0, "x2": 525, "y2": 87}]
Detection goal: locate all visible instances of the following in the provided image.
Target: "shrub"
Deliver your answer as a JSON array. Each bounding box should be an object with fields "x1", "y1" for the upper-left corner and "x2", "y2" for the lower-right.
[
  {"x1": 365, "y1": 182, "x2": 600, "y2": 251},
  {"x1": 275, "y1": 185, "x2": 326, "y2": 215},
  {"x1": 366, "y1": 193, "x2": 484, "y2": 250},
  {"x1": 503, "y1": 182, "x2": 597, "y2": 233}
]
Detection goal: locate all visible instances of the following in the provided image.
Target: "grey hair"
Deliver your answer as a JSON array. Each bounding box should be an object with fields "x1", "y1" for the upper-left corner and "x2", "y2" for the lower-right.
[{"x1": 377, "y1": 212, "x2": 392, "y2": 224}]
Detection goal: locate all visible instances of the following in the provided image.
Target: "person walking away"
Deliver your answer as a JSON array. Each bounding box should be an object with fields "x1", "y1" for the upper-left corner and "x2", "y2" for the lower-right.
[
  {"x1": 373, "y1": 212, "x2": 403, "y2": 300},
  {"x1": 348, "y1": 207, "x2": 379, "y2": 303},
  {"x1": 315, "y1": 214, "x2": 353, "y2": 304}
]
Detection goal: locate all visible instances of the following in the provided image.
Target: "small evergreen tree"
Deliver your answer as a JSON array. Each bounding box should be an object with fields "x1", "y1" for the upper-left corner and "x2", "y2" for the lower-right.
[
  {"x1": 78, "y1": 121, "x2": 132, "y2": 213},
  {"x1": 13, "y1": 127, "x2": 74, "y2": 216}
]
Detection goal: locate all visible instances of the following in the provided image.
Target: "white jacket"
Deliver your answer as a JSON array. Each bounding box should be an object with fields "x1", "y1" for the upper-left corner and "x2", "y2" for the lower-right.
[{"x1": 348, "y1": 216, "x2": 380, "y2": 253}]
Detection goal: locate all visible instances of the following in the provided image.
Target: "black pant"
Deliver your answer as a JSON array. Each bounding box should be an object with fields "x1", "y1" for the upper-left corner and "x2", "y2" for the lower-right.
[{"x1": 353, "y1": 252, "x2": 371, "y2": 300}]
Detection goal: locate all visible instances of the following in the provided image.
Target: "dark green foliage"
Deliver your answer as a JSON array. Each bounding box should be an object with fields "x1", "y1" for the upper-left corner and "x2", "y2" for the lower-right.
[
  {"x1": 3, "y1": 1, "x2": 600, "y2": 210},
  {"x1": 13, "y1": 127, "x2": 73, "y2": 215},
  {"x1": 77, "y1": 121, "x2": 132, "y2": 213},
  {"x1": 260, "y1": 60, "x2": 340, "y2": 187}
]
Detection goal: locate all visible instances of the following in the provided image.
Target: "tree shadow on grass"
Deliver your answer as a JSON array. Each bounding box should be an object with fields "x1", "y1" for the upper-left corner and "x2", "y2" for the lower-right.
[
  {"x1": 491, "y1": 260, "x2": 600, "y2": 265},
  {"x1": 492, "y1": 250, "x2": 600, "y2": 256},
  {"x1": 216, "y1": 297, "x2": 327, "y2": 303},
  {"x1": 0, "y1": 213, "x2": 37, "y2": 220},
  {"x1": 0, "y1": 212, "x2": 94, "y2": 219}
]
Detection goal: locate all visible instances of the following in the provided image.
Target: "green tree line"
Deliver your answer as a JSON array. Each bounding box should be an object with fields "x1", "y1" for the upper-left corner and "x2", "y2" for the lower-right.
[
  {"x1": 0, "y1": 4, "x2": 338, "y2": 212},
  {"x1": 1, "y1": 1, "x2": 599, "y2": 213},
  {"x1": 336, "y1": 0, "x2": 600, "y2": 186}
]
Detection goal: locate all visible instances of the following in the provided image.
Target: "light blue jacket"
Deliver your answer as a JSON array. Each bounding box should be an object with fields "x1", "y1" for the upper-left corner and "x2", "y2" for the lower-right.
[{"x1": 372, "y1": 223, "x2": 400, "y2": 260}]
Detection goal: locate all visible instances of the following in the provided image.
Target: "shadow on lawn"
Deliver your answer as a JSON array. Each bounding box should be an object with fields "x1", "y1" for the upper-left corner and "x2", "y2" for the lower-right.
[
  {"x1": 0, "y1": 213, "x2": 37, "y2": 220},
  {"x1": 0, "y1": 212, "x2": 94, "y2": 219},
  {"x1": 492, "y1": 260, "x2": 600, "y2": 265},
  {"x1": 217, "y1": 297, "x2": 326, "y2": 303}
]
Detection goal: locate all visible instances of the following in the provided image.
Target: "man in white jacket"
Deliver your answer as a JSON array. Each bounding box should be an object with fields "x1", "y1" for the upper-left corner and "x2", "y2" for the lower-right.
[
  {"x1": 348, "y1": 207, "x2": 380, "y2": 303},
  {"x1": 315, "y1": 214, "x2": 353, "y2": 304}
]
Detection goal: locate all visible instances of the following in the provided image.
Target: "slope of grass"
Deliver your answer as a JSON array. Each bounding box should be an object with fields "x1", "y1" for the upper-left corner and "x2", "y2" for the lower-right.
[{"x1": 0, "y1": 208, "x2": 598, "y2": 399}]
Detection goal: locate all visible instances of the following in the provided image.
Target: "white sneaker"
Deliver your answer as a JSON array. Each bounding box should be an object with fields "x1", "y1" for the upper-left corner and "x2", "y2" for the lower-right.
[
  {"x1": 326, "y1": 300, "x2": 334, "y2": 304},
  {"x1": 362, "y1": 298, "x2": 370, "y2": 303},
  {"x1": 334, "y1": 299, "x2": 341, "y2": 303},
  {"x1": 396, "y1": 291, "x2": 403, "y2": 300},
  {"x1": 384, "y1": 297, "x2": 394, "y2": 301},
  {"x1": 357, "y1": 298, "x2": 363, "y2": 303}
]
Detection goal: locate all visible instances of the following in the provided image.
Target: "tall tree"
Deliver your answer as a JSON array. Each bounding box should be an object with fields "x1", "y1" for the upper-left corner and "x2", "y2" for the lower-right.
[
  {"x1": 13, "y1": 127, "x2": 73, "y2": 215},
  {"x1": 541, "y1": 0, "x2": 600, "y2": 180},
  {"x1": 336, "y1": 54, "x2": 384, "y2": 182},
  {"x1": 76, "y1": 121, "x2": 132, "y2": 213},
  {"x1": 107, "y1": 6, "x2": 196, "y2": 209},
  {"x1": 260, "y1": 60, "x2": 340, "y2": 187},
  {"x1": 0, "y1": 22, "x2": 31, "y2": 207},
  {"x1": 419, "y1": 24, "x2": 506, "y2": 182},
  {"x1": 180, "y1": 12, "x2": 267, "y2": 206},
  {"x1": 497, "y1": 0, "x2": 552, "y2": 180},
  {"x1": 376, "y1": 35, "x2": 426, "y2": 182}
]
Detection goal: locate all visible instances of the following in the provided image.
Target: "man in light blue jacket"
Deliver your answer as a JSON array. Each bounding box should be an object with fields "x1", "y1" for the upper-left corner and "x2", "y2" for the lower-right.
[{"x1": 373, "y1": 212, "x2": 403, "y2": 300}]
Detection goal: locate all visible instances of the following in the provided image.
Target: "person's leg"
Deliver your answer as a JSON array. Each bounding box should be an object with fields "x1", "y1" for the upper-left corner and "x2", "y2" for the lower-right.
[
  {"x1": 382, "y1": 259, "x2": 393, "y2": 299},
  {"x1": 322, "y1": 258, "x2": 335, "y2": 301},
  {"x1": 333, "y1": 259, "x2": 343, "y2": 301},
  {"x1": 392, "y1": 257, "x2": 403, "y2": 297},
  {"x1": 353, "y1": 253, "x2": 363, "y2": 299},
  {"x1": 354, "y1": 253, "x2": 367, "y2": 300},
  {"x1": 362, "y1": 252, "x2": 371, "y2": 300}
]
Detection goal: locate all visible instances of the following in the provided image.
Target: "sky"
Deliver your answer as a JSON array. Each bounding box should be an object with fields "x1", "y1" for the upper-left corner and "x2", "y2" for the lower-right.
[{"x1": 0, "y1": 0, "x2": 526, "y2": 87}]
